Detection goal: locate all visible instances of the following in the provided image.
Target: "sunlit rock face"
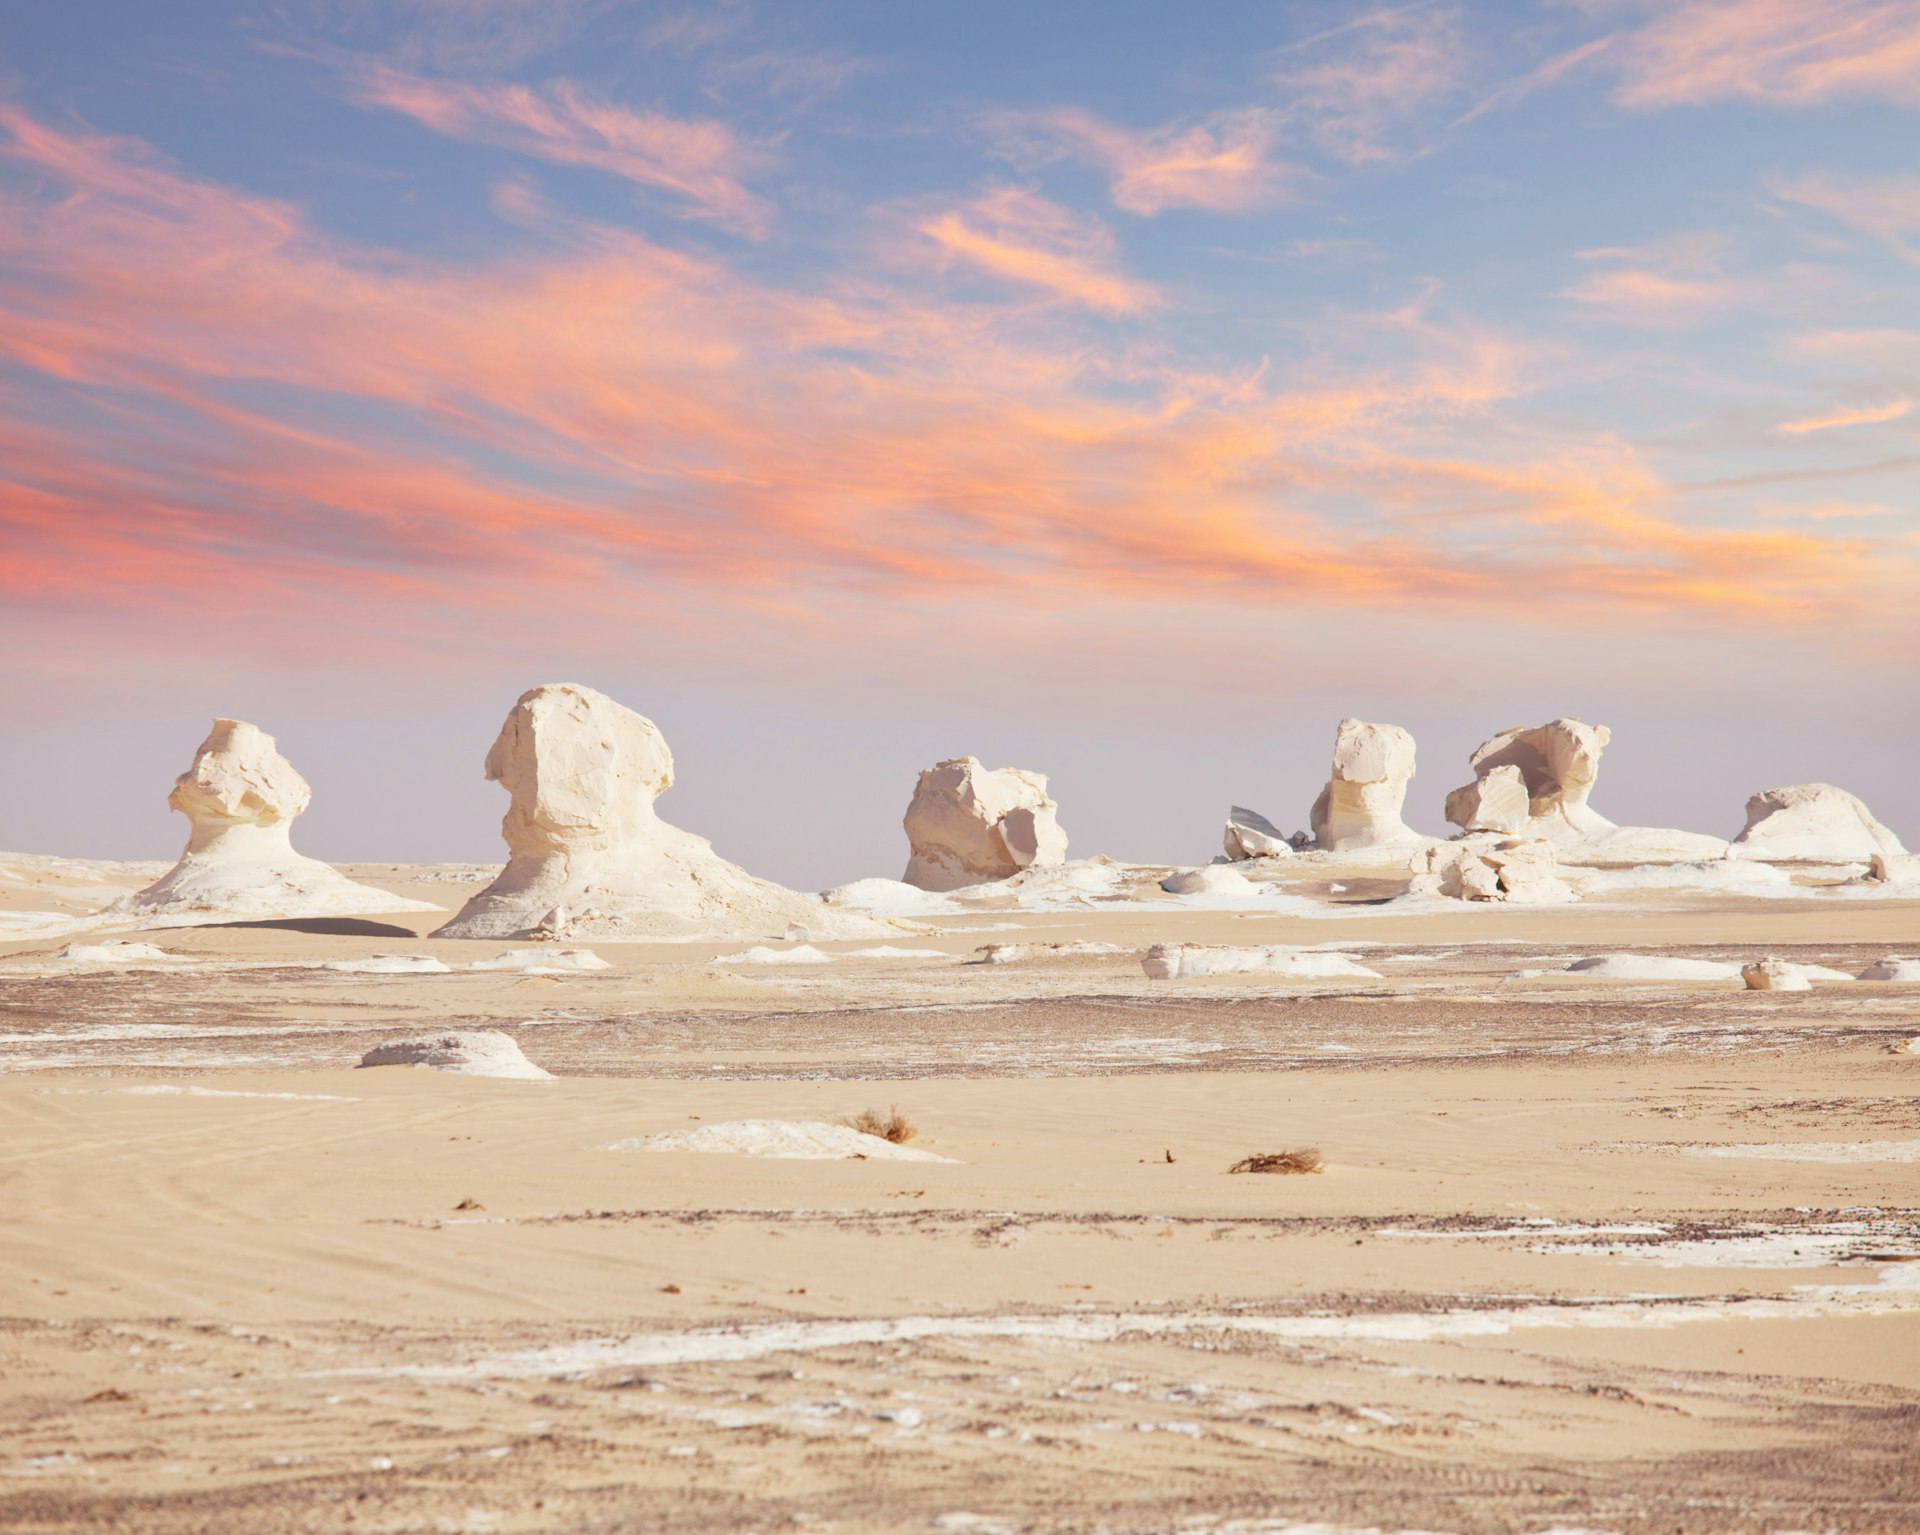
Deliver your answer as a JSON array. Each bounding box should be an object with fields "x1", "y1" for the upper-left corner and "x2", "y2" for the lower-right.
[
  {"x1": 118, "y1": 718, "x2": 435, "y2": 922},
  {"x1": 901, "y1": 756, "x2": 1068, "y2": 892},
  {"x1": 1310, "y1": 719, "x2": 1422, "y2": 852},
  {"x1": 1732, "y1": 783, "x2": 1908, "y2": 863},
  {"x1": 438, "y1": 683, "x2": 891, "y2": 941},
  {"x1": 1409, "y1": 835, "x2": 1575, "y2": 904}
]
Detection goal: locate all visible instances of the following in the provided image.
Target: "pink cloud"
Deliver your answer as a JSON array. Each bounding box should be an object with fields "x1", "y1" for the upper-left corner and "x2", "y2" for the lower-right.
[
  {"x1": 349, "y1": 64, "x2": 775, "y2": 235},
  {"x1": 992, "y1": 107, "x2": 1299, "y2": 216},
  {"x1": 1274, "y1": 8, "x2": 1469, "y2": 164},
  {"x1": 1610, "y1": 0, "x2": 1920, "y2": 108},
  {"x1": 912, "y1": 188, "x2": 1163, "y2": 312},
  {"x1": 1776, "y1": 396, "x2": 1912, "y2": 435},
  {"x1": 1773, "y1": 167, "x2": 1920, "y2": 262},
  {"x1": 1559, "y1": 236, "x2": 1763, "y2": 325}
]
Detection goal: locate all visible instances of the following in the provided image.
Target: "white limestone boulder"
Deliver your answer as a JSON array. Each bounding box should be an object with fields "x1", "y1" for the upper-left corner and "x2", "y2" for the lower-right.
[
  {"x1": 437, "y1": 684, "x2": 893, "y2": 941},
  {"x1": 901, "y1": 757, "x2": 1068, "y2": 891},
  {"x1": 357, "y1": 1030, "x2": 551, "y2": 1079},
  {"x1": 1409, "y1": 836, "x2": 1575, "y2": 904},
  {"x1": 1731, "y1": 784, "x2": 1908, "y2": 863},
  {"x1": 1223, "y1": 805, "x2": 1291, "y2": 860},
  {"x1": 115, "y1": 719, "x2": 438, "y2": 924},
  {"x1": 1742, "y1": 958, "x2": 1810, "y2": 992},
  {"x1": 1142, "y1": 944, "x2": 1379, "y2": 980},
  {"x1": 1858, "y1": 956, "x2": 1920, "y2": 982},
  {"x1": 1443, "y1": 764, "x2": 1529, "y2": 836},
  {"x1": 1310, "y1": 719, "x2": 1422, "y2": 851}
]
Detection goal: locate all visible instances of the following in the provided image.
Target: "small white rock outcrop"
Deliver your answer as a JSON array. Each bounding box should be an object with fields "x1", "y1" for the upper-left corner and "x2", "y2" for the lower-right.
[
  {"x1": 1742, "y1": 958, "x2": 1810, "y2": 992},
  {"x1": 901, "y1": 757, "x2": 1068, "y2": 891},
  {"x1": 357, "y1": 1030, "x2": 551, "y2": 1079},
  {"x1": 1310, "y1": 719, "x2": 1422, "y2": 852},
  {"x1": 1731, "y1": 784, "x2": 1909, "y2": 863},
  {"x1": 437, "y1": 684, "x2": 891, "y2": 941},
  {"x1": 117, "y1": 719, "x2": 438, "y2": 923},
  {"x1": 1858, "y1": 956, "x2": 1920, "y2": 983},
  {"x1": 1408, "y1": 837, "x2": 1574, "y2": 904},
  {"x1": 1223, "y1": 805, "x2": 1291, "y2": 860},
  {"x1": 1443, "y1": 764, "x2": 1531, "y2": 836},
  {"x1": 1141, "y1": 944, "x2": 1379, "y2": 980}
]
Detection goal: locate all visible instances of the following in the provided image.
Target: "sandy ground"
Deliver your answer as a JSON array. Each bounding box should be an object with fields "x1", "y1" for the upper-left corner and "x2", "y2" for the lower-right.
[{"x1": 2, "y1": 856, "x2": 1917, "y2": 1533}]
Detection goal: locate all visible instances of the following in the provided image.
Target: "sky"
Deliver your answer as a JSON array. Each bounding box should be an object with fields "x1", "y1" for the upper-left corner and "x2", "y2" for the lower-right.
[{"x1": 1, "y1": 0, "x2": 1916, "y2": 888}]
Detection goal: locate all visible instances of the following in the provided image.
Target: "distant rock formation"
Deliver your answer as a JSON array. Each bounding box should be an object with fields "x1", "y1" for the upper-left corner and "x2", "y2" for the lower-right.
[
  {"x1": 117, "y1": 719, "x2": 437, "y2": 922},
  {"x1": 358, "y1": 1030, "x2": 551, "y2": 1079},
  {"x1": 1731, "y1": 784, "x2": 1908, "y2": 863},
  {"x1": 1742, "y1": 958, "x2": 1810, "y2": 992},
  {"x1": 1447, "y1": 718, "x2": 1613, "y2": 840},
  {"x1": 1310, "y1": 719, "x2": 1422, "y2": 851},
  {"x1": 1222, "y1": 805, "x2": 1291, "y2": 860},
  {"x1": 437, "y1": 684, "x2": 892, "y2": 940},
  {"x1": 1444, "y1": 717, "x2": 1727, "y2": 865},
  {"x1": 901, "y1": 757, "x2": 1068, "y2": 892},
  {"x1": 1409, "y1": 836, "x2": 1575, "y2": 904}
]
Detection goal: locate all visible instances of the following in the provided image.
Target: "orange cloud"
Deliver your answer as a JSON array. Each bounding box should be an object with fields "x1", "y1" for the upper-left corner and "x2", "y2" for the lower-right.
[
  {"x1": 349, "y1": 64, "x2": 775, "y2": 235},
  {"x1": 1776, "y1": 397, "x2": 1913, "y2": 435},
  {"x1": 1611, "y1": 0, "x2": 1920, "y2": 108},
  {"x1": 1773, "y1": 167, "x2": 1920, "y2": 262},
  {"x1": 992, "y1": 107, "x2": 1299, "y2": 216},
  {"x1": 913, "y1": 188, "x2": 1163, "y2": 312},
  {"x1": 0, "y1": 100, "x2": 1910, "y2": 677},
  {"x1": 1560, "y1": 236, "x2": 1761, "y2": 324}
]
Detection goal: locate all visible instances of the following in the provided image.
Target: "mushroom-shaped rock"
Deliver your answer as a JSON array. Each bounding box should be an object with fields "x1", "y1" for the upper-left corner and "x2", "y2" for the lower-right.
[
  {"x1": 1448, "y1": 718, "x2": 1614, "y2": 840},
  {"x1": 357, "y1": 1030, "x2": 551, "y2": 1079},
  {"x1": 1309, "y1": 719, "x2": 1422, "y2": 851},
  {"x1": 1223, "y1": 806, "x2": 1291, "y2": 860},
  {"x1": 436, "y1": 684, "x2": 891, "y2": 940},
  {"x1": 116, "y1": 719, "x2": 438, "y2": 923},
  {"x1": 901, "y1": 757, "x2": 1068, "y2": 892},
  {"x1": 1731, "y1": 783, "x2": 1908, "y2": 863},
  {"x1": 1409, "y1": 836, "x2": 1575, "y2": 904}
]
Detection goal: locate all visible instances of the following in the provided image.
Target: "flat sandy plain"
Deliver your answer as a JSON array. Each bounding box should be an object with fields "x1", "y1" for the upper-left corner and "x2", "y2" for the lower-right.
[{"x1": 2, "y1": 855, "x2": 1918, "y2": 1534}]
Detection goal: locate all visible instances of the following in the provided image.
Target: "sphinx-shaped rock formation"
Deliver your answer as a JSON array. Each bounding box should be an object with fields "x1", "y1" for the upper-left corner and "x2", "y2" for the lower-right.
[
  {"x1": 117, "y1": 719, "x2": 437, "y2": 923},
  {"x1": 1731, "y1": 783, "x2": 1908, "y2": 863},
  {"x1": 901, "y1": 757, "x2": 1068, "y2": 892},
  {"x1": 1310, "y1": 719, "x2": 1422, "y2": 851},
  {"x1": 437, "y1": 684, "x2": 891, "y2": 940},
  {"x1": 1445, "y1": 717, "x2": 1727, "y2": 865},
  {"x1": 1409, "y1": 836, "x2": 1575, "y2": 904},
  {"x1": 1223, "y1": 805, "x2": 1291, "y2": 860}
]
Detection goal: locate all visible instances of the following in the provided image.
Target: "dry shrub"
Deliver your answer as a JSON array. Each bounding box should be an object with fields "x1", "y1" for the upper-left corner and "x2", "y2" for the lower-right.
[
  {"x1": 1228, "y1": 1148, "x2": 1323, "y2": 1175},
  {"x1": 845, "y1": 1105, "x2": 917, "y2": 1144}
]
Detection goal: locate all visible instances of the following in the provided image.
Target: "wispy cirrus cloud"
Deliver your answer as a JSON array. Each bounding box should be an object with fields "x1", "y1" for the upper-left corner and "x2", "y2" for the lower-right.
[
  {"x1": 347, "y1": 63, "x2": 776, "y2": 235},
  {"x1": 1560, "y1": 235, "x2": 1764, "y2": 325},
  {"x1": 1273, "y1": 6, "x2": 1470, "y2": 164},
  {"x1": 1607, "y1": 0, "x2": 1920, "y2": 109},
  {"x1": 1776, "y1": 396, "x2": 1912, "y2": 435},
  {"x1": 988, "y1": 107, "x2": 1301, "y2": 216},
  {"x1": 911, "y1": 187, "x2": 1163, "y2": 312},
  {"x1": 1773, "y1": 167, "x2": 1920, "y2": 263}
]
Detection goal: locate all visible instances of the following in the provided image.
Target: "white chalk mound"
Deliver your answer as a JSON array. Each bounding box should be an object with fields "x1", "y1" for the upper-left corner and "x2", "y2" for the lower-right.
[
  {"x1": 1409, "y1": 837, "x2": 1574, "y2": 904},
  {"x1": 436, "y1": 685, "x2": 891, "y2": 941},
  {"x1": 322, "y1": 953, "x2": 453, "y2": 974},
  {"x1": 1732, "y1": 783, "x2": 1908, "y2": 863},
  {"x1": 1858, "y1": 957, "x2": 1920, "y2": 982},
  {"x1": 714, "y1": 944, "x2": 834, "y2": 965},
  {"x1": 1160, "y1": 864, "x2": 1255, "y2": 896},
  {"x1": 1742, "y1": 958, "x2": 1810, "y2": 992},
  {"x1": 60, "y1": 940, "x2": 177, "y2": 964},
  {"x1": 1564, "y1": 954, "x2": 1742, "y2": 981},
  {"x1": 468, "y1": 946, "x2": 611, "y2": 972},
  {"x1": 845, "y1": 945, "x2": 952, "y2": 959},
  {"x1": 902, "y1": 757, "x2": 1068, "y2": 891},
  {"x1": 1311, "y1": 719, "x2": 1423, "y2": 851},
  {"x1": 820, "y1": 878, "x2": 958, "y2": 916},
  {"x1": 1143, "y1": 944, "x2": 1379, "y2": 980},
  {"x1": 116, "y1": 719, "x2": 439, "y2": 924},
  {"x1": 1865, "y1": 852, "x2": 1920, "y2": 886},
  {"x1": 614, "y1": 1120, "x2": 955, "y2": 1161},
  {"x1": 357, "y1": 1030, "x2": 551, "y2": 1079},
  {"x1": 1223, "y1": 805, "x2": 1291, "y2": 860}
]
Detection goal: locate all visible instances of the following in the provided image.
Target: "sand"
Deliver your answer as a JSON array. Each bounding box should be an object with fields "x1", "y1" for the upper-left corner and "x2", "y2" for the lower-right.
[{"x1": 1, "y1": 853, "x2": 1917, "y2": 1533}]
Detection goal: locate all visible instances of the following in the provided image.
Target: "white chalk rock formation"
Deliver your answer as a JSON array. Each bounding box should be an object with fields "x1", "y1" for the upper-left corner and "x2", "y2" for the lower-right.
[
  {"x1": 436, "y1": 685, "x2": 891, "y2": 941},
  {"x1": 1731, "y1": 783, "x2": 1908, "y2": 863},
  {"x1": 1858, "y1": 956, "x2": 1920, "y2": 983},
  {"x1": 1142, "y1": 944, "x2": 1379, "y2": 980},
  {"x1": 1160, "y1": 864, "x2": 1256, "y2": 897},
  {"x1": 1563, "y1": 954, "x2": 1741, "y2": 981},
  {"x1": 357, "y1": 1030, "x2": 551, "y2": 1079},
  {"x1": 1223, "y1": 805, "x2": 1291, "y2": 860},
  {"x1": 613, "y1": 1121, "x2": 956, "y2": 1161},
  {"x1": 1742, "y1": 958, "x2": 1810, "y2": 992},
  {"x1": 1310, "y1": 719, "x2": 1422, "y2": 851},
  {"x1": 1448, "y1": 718, "x2": 1613, "y2": 840},
  {"x1": 901, "y1": 757, "x2": 1068, "y2": 891},
  {"x1": 1408, "y1": 837, "x2": 1575, "y2": 904},
  {"x1": 321, "y1": 954, "x2": 452, "y2": 974},
  {"x1": 117, "y1": 719, "x2": 438, "y2": 923},
  {"x1": 1443, "y1": 764, "x2": 1530, "y2": 836},
  {"x1": 1865, "y1": 852, "x2": 1920, "y2": 886}
]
